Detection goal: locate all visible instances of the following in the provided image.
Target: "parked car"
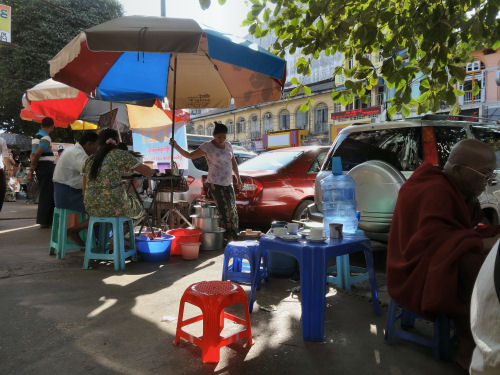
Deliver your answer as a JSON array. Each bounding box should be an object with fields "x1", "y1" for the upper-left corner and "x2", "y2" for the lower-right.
[
  {"x1": 309, "y1": 116, "x2": 500, "y2": 243},
  {"x1": 177, "y1": 136, "x2": 257, "y2": 205},
  {"x1": 203, "y1": 145, "x2": 329, "y2": 228}
]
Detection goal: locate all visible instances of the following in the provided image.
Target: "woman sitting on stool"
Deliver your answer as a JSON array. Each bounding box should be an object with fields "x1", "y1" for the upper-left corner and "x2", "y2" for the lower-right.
[{"x1": 82, "y1": 129, "x2": 153, "y2": 228}]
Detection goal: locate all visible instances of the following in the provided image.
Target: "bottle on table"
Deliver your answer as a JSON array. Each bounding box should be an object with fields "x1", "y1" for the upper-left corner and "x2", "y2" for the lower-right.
[{"x1": 321, "y1": 156, "x2": 358, "y2": 237}]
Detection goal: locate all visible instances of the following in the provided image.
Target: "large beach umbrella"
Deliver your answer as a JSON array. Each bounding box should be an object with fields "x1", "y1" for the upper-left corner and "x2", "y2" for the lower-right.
[
  {"x1": 49, "y1": 16, "x2": 286, "y2": 226},
  {"x1": 49, "y1": 16, "x2": 286, "y2": 108},
  {"x1": 21, "y1": 79, "x2": 186, "y2": 132}
]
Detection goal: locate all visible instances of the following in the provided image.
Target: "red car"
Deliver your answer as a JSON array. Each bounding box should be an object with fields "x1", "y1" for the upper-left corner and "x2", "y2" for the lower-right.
[{"x1": 203, "y1": 146, "x2": 329, "y2": 228}]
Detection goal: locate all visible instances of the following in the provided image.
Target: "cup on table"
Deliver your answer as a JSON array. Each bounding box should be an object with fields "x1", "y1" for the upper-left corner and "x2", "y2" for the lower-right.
[
  {"x1": 309, "y1": 227, "x2": 324, "y2": 240},
  {"x1": 286, "y1": 222, "x2": 299, "y2": 235},
  {"x1": 272, "y1": 227, "x2": 287, "y2": 237},
  {"x1": 329, "y1": 223, "x2": 343, "y2": 239}
]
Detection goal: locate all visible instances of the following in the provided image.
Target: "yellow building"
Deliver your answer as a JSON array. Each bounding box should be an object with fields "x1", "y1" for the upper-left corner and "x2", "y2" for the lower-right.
[{"x1": 189, "y1": 52, "x2": 386, "y2": 150}]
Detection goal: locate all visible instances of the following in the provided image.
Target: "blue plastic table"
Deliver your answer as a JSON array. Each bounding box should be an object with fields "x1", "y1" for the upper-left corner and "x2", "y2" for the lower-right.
[{"x1": 258, "y1": 233, "x2": 381, "y2": 341}]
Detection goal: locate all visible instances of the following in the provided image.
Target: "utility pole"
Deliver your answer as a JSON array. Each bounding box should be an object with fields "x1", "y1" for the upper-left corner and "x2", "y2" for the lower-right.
[{"x1": 161, "y1": 0, "x2": 166, "y2": 17}]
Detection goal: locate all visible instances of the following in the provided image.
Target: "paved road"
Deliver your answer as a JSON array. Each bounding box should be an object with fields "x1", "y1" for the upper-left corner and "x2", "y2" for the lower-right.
[{"x1": 0, "y1": 201, "x2": 464, "y2": 375}]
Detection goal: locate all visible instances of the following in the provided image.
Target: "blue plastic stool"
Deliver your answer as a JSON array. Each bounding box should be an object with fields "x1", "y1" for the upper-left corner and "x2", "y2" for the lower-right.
[
  {"x1": 384, "y1": 298, "x2": 456, "y2": 360},
  {"x1": 49, "y1": 208, "x2": 87, "y2": 259},
  {"x1": 327, "y1": 230, "x2": 369, "y2": 290},
  {"x1": 327, "y1": 254, "x2": 369, "y2": 290},
  {"x1": 83, "y1": 216, "x2": 137, "y2": 271},
  {"x1": 222, "y1": 240, "x2": 268, "y2": 313}
]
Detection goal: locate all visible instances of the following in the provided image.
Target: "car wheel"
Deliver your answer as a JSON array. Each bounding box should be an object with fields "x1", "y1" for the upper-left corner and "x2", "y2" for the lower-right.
[{"x1": 293, "y1": 199, "x2": 313, "y2": 222}]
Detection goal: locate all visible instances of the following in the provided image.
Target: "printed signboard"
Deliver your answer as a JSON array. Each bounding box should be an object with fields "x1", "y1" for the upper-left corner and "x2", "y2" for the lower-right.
[
  {"x1": 330, "y1": 105, "x2": 381, "y2": 120},
  {"x1": 132, "y1": 125, "x2": 188, "y2": 170},
  {"x1": 0, "y1": 4, "x2": 11, "y2": 43}
]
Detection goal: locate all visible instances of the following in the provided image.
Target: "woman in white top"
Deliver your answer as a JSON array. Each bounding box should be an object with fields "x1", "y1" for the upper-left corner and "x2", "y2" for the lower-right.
[{"x1": 170, "y1": 122, "x2": 242, "y2": 241}]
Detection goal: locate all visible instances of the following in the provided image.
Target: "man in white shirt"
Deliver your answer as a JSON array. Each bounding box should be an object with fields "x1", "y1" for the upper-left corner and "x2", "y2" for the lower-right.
[
  {"x1": 53, "y1": 131, "x2": 98, "y2": 245},
  {"x1": 470, "y1": 240, "x2": 500, "y2": 375},
  {"x1": 0, "y1": 136, "x2": 13, "y2": 212}
]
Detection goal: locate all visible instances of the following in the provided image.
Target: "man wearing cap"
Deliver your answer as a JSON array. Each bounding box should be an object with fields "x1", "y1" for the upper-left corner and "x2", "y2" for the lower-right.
[{"x1": 28, "y1": 117, "x2": 55, "y2": 228}]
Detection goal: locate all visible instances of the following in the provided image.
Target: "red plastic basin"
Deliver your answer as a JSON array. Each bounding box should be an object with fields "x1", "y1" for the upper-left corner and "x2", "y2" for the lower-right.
[{"x1": 166, "y1": 228, "x2": 202, "y2": 255}]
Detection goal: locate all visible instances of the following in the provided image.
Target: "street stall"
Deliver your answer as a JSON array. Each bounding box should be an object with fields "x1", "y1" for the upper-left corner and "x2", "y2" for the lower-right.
[{"x1": 48, "y1": 15, "x2": 286, "y2": 239}]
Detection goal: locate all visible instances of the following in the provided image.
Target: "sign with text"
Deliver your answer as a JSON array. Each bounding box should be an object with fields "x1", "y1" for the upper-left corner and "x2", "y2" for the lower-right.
[
  {"x1": 331, "y1": 105, "x2": 381, "y2": 120},
  {"x1": 0, "y1": 4, "x2": 11, "y2": 43},
  {"x1": 132, "y1": 125, "x2": 188, "y2": 170}
]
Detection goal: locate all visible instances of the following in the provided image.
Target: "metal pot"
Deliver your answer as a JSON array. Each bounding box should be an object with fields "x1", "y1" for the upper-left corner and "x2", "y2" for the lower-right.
[
  {"x1": 157, "y1": 191, "x2": 172, "y2": 202},
  {"x1": 201, "y1": 229, "x2": 225, "y2": 251},
  {"x1": 193, "y1": 205, "x2": 202, "y2": 216},
  {"x1": 200, "y1": 205, "x2": 217, "y2": 217},
  {"x1": 190, "y1": 215, "x2": 219, "y2": 232}
]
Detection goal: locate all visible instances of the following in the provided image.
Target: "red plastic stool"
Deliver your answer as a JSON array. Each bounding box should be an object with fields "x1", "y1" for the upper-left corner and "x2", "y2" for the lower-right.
[{"x1": 173, "y1": 281, "x2": 253, "y2": 363}]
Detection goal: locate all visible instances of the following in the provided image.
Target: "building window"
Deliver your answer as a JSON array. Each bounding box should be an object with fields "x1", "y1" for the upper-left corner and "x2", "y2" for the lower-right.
[
  {"x1": 314, "y1": 103, "x2": 328, "y2": 133},
  {"x1": 295, "y1": 108, "x2": 308, "y2": 129},
  {"x1": 186, "y1": 121, "x2": 194, "y2": 133},
  {"x1": 250, "y1": 115, "x2": 260, "y2": 139},
  {"x1": 237, "y1": 117, "x2": 246, "y2": 134},
  {"x1": 347, "y1": 58, "x2": 354, "y2": 69},
  {"x1": 264, "y1": 112, "x2": 273, "y2": 132},
  {"x1": 279, "y1": 109, "x2": 290, "y2": 130},
  {"x1": 197, "y1": 125, "x2": 204, "y2": 135},
  {"x1": 334, "y1": 102, "x2": 342, "y2": 112},
  {"x1": 226, "y1": 120, "x2": 234, "y2": 134},
  {"x1": 346, "y1": 91, "x2": 371, "y2": 111},
  {"x1": 207, "y1": 123, "x2": 214, "y2": 135},
  {"x1": 466, "y1": 60, "x2": 482, "y2": 73}
]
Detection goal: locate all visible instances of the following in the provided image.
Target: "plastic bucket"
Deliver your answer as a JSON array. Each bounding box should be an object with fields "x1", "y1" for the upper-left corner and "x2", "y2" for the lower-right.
[
  {"x1": 136, "y1": 234, "x2": 174, "y2": 262},
  {"x1": 166, "y1": 228, "x2": 202, "y2": 255},
  {"x1": 181, "y1": 241, "x2": 201, "y2": 260}
]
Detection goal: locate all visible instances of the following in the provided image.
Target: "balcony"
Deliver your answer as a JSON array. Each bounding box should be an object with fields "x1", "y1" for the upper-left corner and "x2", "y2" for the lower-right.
[
  {"x1": 250, "y1": 131, "x2": 261, "y2": 140},
  {"x1": 459, "y1": 89, "x2": 484, "y2": 106}
]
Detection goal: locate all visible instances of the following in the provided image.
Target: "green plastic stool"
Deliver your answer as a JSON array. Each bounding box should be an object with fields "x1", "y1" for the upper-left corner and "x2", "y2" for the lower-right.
[
  {"x1": 49, "y1": 208, "x2": 87, "y2": 259},
  {"x1": 83, "y1": 216, "x2": 137, "y2": 271}
]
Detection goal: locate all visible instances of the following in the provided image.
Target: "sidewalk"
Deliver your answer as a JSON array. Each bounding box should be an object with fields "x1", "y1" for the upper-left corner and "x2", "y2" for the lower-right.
[{"x1": 0, "y1": 201, "x2": 463, "y2": 375}]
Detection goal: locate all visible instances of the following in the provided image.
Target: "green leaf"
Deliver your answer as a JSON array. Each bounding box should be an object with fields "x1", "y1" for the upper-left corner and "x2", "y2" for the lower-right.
[
  {"x1": 217, "y1": 0, "x2": 226, "y2": 4},
  {"x1": 303, "y1": 86, "x2": 312, "y2": 95},
  {"x1": 472, "y1": 82, "x2": 480, "y2": 96},
  {"x1": 263, "y1": 8, "x2": 271, "y2": 23},
  {"x1": 291, "y1": 77, "x2": 300, "y2": 85},
  {"x1": 402, "y1": 105, "x2": 410, "y2": 118},
  {"x1": 448, "y1": 65, "x2": 466, "y2": 82},
  {"x1": 299, "y1": 103, "x2": 309, "y2": 113}
]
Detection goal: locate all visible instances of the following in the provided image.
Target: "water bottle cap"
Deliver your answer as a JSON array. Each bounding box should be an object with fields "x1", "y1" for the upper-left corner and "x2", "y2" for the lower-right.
[{"x1": 332, "y1": 157, "x2": 342, "y2": 175}]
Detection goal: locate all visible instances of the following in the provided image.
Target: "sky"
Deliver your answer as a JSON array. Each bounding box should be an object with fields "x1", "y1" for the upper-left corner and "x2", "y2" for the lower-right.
[{"x1": 120, "y1": 0, "x2": 252, "y2": 37}]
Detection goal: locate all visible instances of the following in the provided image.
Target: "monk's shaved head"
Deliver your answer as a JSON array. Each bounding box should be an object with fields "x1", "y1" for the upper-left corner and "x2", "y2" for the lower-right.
[
  {"x1": 444, "y1": 139, "x2": 497, "y2": 197},
  {"x1": 446, "y1": 139, "x2": 496, "y2": 168}
]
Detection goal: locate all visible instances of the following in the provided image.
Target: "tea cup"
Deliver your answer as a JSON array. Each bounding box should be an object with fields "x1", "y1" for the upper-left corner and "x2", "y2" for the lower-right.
[
  {"x1": 309, "y1": 227, "x2": 324, "y2": 240},
  {"x1": 286, "y1": 222, "x2": 299, "y2": 235}
]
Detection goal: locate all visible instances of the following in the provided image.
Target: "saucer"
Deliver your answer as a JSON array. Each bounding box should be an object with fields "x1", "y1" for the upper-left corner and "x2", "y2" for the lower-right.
[
  {"x1": 278, "y1": 234, "x2": 301, "y2": 241},
  {"x1": 299, "y1": 229, "x2": 311, "y2": 238},
  {"x1": 306, "y1": 236, "x2": 328, "y2": 242}
]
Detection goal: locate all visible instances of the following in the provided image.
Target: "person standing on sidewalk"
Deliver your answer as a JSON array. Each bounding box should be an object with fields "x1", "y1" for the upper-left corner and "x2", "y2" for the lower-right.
[
  {"x1": 169, "y1": 122, "x2": 242, "y2": 242},
  {"x1": 0, "y1": 136, "x2": 13, "y2": 212},
  {"x1": 28, "y1": 117, "x2": 55, "y2": 228}
]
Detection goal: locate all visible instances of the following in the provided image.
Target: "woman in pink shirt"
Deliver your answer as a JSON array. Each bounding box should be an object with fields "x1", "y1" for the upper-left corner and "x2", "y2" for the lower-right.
[{"x1": 170, "y1": 122, "x2": 242, "y2": 241}]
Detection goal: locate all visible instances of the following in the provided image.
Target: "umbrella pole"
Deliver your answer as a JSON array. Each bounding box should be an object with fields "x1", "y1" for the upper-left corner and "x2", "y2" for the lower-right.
[{"x1": 169, "y1": 55, "x2": 178, "y2": 229}]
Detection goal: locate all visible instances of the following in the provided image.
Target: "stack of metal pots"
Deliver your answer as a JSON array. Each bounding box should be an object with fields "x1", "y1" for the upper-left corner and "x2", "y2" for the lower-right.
[{"x1": 190, "y1": 203, "x2": 225, "y2": 251}]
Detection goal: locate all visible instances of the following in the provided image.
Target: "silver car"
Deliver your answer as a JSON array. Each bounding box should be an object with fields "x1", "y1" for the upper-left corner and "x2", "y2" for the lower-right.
[{"x1": 310, "y1": 117, "x2": 500, "y2": 243}]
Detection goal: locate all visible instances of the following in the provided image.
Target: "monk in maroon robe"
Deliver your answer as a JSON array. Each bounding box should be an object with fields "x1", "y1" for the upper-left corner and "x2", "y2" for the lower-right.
[{"x1": 387, "y1": 139, "x2": 500, "y2": 369}]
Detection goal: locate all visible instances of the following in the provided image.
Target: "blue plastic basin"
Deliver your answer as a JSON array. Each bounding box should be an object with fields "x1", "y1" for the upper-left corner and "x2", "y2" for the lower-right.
[{"x1": 136, "y1": 234, "x2": 174, "y2": 262}]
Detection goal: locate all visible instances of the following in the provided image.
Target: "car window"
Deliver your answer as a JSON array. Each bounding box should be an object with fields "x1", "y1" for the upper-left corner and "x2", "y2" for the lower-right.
[
  {"x1": 236, "y1": 156, "x2": 252, "y2": 164},
  {"x1": 308, "y1": 149, "x2": 328, "y2": 173},
  {"x1": 239, "y1": 150, "x2": 303, "y2": 171},
  {"x1": 328, "y1": 128, "x2": 422, "y2": 171},
  {"x1": 470, "y1": 125, "x2": 500, "y2": 169},
  {"x1": 432, "y1": 126, "x2": 467, "y2": 167},
  {"x1": 192, "y1": 156, "x2": 208, "y2": 172}
]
